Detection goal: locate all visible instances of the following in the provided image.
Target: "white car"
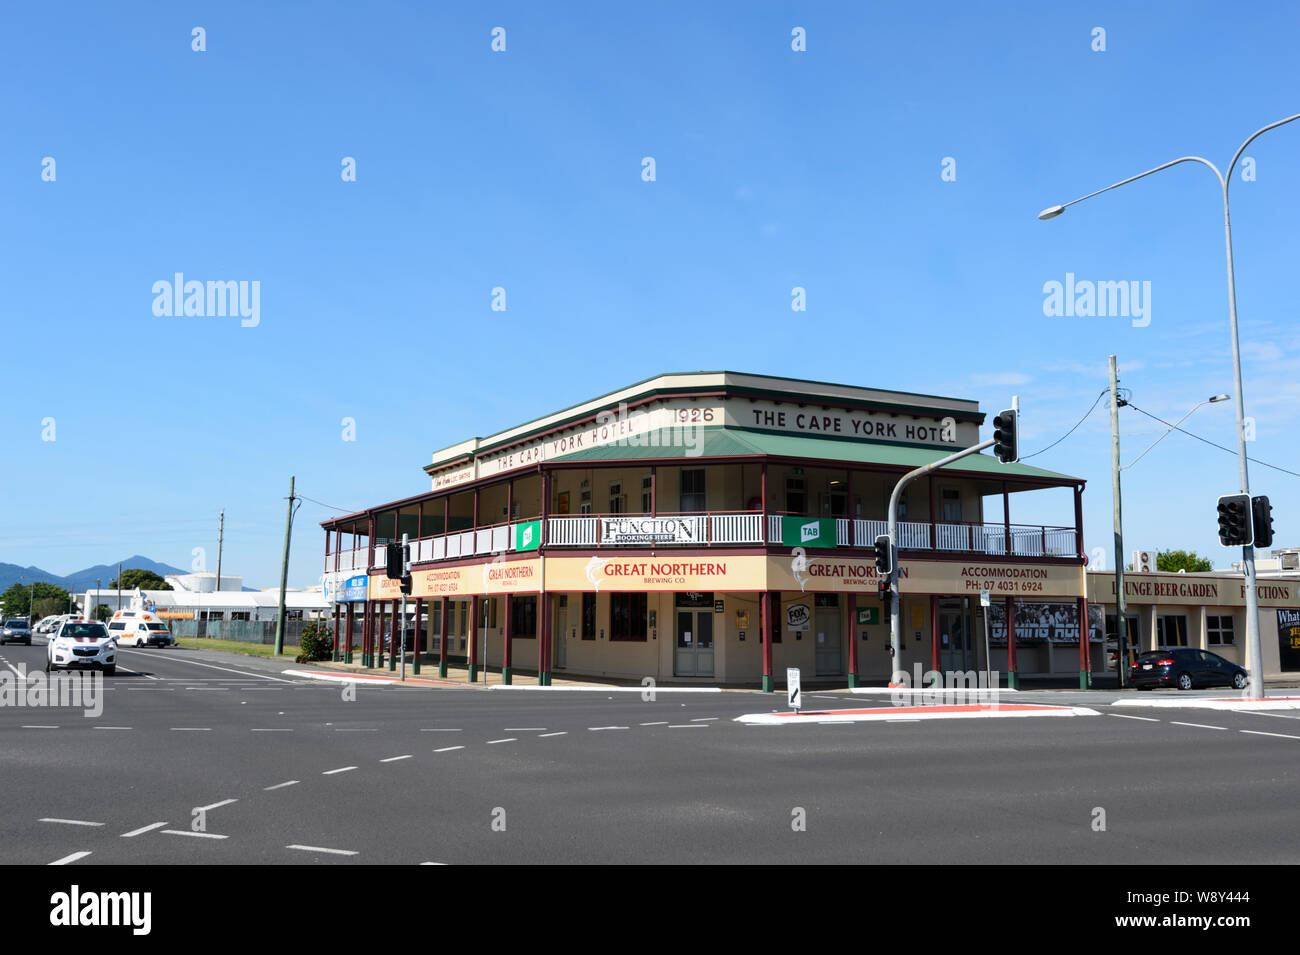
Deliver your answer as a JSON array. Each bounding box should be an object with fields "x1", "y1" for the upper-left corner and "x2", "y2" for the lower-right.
[{"x1": 46, "y1": 620, "x2": 117, "y2": 675}]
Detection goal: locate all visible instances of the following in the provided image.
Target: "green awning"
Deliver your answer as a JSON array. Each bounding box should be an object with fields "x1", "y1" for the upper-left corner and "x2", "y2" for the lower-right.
[{"x1": 547, "y1": 426, "x2": 1079, "y2": 484}]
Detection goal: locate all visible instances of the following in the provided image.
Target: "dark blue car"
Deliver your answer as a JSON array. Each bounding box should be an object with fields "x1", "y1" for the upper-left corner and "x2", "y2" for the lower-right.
[{"x1": 1130, "y1": 647, "x2": 1248, "y2": 691}]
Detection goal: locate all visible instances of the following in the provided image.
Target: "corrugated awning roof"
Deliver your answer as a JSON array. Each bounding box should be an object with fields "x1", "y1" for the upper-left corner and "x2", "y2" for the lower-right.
[{"x1": 547, "y1": 426, "x2": 1080, "y2": 484}]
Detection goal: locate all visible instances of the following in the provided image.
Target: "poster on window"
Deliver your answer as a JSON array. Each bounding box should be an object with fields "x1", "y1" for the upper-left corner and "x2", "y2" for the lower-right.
[
  {"x1": 987, "y1": 602, "x2": 1104, "y2": 644},
  {"x1": 1277, "y1": 609, "x2": 1300, "y2": 672}
]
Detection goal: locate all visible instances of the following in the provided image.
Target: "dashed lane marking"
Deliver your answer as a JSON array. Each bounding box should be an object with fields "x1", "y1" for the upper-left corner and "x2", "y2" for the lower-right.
[
  {"x1": 1170, "y1": 721, "x2": 1228, "y2": 731},
  {"x1": 1240, "y1": 729, "x2": 1300, "y2": 740},
  {"x1": 434, "y1": 746, "x2": 465, "y2": 753},
  {"x1": 41, "y1": 818, "x2": 103, "y2": 827},
  {"x1": 196, "y1": 799, "x2": 238, "y2": 812},
  {"x1": 287, "y1": 844, "x2": 357, "y2": 856},
  {"x1": 121, "y1": 822, "x2": 168, "y2": 838},
  {"x1": 170, "y1": 727, "x2": 212, "y2": 732},
  {"x1": 380, "y1": 755, "x2": 412, "y2": 762},
  {"x1": 162, "y1": 830, "x2": 227, "y2": 839},
  {"x1": 251, "y1": 728, "x2": 293, "y2": 732},
  {"x1": 264, "y1": 780, "x2": 299, "y2": 791},
  {"x1": 22, "y1": 725, "x2": 59, "y2": 729},
  {"x1": 49, "y1": 852, "x2": 91, "y2": 865},
  {"x1": 669, "y1": 724, "x2": 707, "y2": 729},
  {"x1": 323, "y1": 766, "x2": 357, "y2": 775},
  {"x1": 1109, "y1": 714, "x2": 1160, "y2": 722},
  {"x1": 588, "y1": 726, "x2": 629, "y2": 731},
  {"x1": 690, "y1": 717, "x2": 719, "y2": 722},
  {"x1": 93, "y1": 726, "x2": 133, "y2": 731},
  {"x1": 420, "y1": 728, "x2": 462, "y2": 732},
  {"x1": 503, "y1": 727, "x2": 547, "y2": 731},
  {"x1": 639, "y1": 721, "x2": 668, "y2": 726},
  {"x1": 487, "y1": 738, "x2": 517, "y2": 744},
  {"x1": 538, "y1": 731, "x2": 567, "y2": 737}
]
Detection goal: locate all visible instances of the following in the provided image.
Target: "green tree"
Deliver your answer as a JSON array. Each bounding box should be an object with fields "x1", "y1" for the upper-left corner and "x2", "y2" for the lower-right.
[
  {"x1": 109, "y1": 568, "x2": 172, "y2": 591},
  {"x1": 1157, "y1": 549, "x2": 1214, "y2": 573},
  {"x1": 1, "y1": 581, "x2": 75, "y2": 619},
  {"x1": 92, "y1": 604, "x2": 114, "y2": 622}
]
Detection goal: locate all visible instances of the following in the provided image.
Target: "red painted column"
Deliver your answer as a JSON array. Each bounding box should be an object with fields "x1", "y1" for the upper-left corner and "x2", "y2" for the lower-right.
[
  {"x1": 468, "y1": 595, "x2": 479, "y2": 682},
  {"x1": 376, "y1": 601, "x2": 387, "y2": 668},
  {"x1": 1078, "y1": 595, "x2": 1091, "y2": 689},
  {"x1": 363, "y1": 600, "x2": 373, "y2": 667},
  {"x1": 438, "y1": 596, "x2": 449, "y2": 677},
  {"x1": 930, "y1": 594, "x2": 940, "y2": 673},
  {"x1": 760, "y1": 590, "x2": 774, "y2": 692},
  {"x1": 1006, "y1": 596, "x2": 1018, "y2": 689},
  {"x1": 847, "y1": 592, "x2": 859, "y2": 687},
  {"x1": 1074, "y1": 484, "x2": 1084, "y2": 558},
  {"x1": 412, "y1": 598, "x2": 422, "y2": 673}
]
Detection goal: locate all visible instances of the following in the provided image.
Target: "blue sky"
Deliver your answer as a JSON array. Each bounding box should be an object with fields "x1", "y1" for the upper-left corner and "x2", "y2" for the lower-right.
[{"x1": 2, "y1": 2, "x2": 1298, "y2": 587}]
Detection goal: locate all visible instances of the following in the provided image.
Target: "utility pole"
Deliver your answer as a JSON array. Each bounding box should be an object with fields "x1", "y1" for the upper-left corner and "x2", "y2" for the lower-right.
[
  {"x1": 215, "y1": 509, "x2": 225, "y2": 592},
  {"x1": 1109, "y1": 355, "x2": 1130, "y2": 687},
  {"x1": 274, "y1": 476, "x2": 298, "y2": 656},
  {"x1": 116, "y1": 562, "x2": 122, "y2": 612}
]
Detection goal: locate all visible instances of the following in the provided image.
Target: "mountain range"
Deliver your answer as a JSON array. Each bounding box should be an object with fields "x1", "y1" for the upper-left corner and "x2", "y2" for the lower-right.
[{"x1": 0, "y1": 556, "x2": 190, "y2": 594}]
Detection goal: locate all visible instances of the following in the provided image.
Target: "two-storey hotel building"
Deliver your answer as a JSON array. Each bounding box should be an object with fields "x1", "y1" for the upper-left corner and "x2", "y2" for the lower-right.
[{"x1": 320, "y1": 372, "x2": 1099, "y2": 689}]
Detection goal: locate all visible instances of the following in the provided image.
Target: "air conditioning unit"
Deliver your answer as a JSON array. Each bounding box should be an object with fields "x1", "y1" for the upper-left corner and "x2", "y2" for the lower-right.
[
  {"x1": 1282, "y1": 552, "x2": 1300, "y2": 571},
  {"x1": 1132, "y1": 550, "x2": 1155, "y2": 573}
]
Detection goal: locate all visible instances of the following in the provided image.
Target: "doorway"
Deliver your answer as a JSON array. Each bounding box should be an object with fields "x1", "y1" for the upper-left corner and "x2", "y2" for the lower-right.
[
  {"x1": 939, "y1": 597, "x2": 975, "y2": 672},
  {"x1": 555, "y1": 596, "x2": 568, "y2": 668},
  {"x1": 814, "y1": 594, "x2": 842, "y2": 676},
  {"x1": 674, "y1": 592, "x2": 714, "y2": 677}
]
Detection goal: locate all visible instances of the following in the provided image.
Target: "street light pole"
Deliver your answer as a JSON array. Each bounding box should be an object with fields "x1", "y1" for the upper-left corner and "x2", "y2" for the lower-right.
[
  {"x1": 1109, "y1": 356, "x2": 1129, "y2": 687},
  {"x1": 1040, "y1": 112, "x2": 1300, "y2": 699}
]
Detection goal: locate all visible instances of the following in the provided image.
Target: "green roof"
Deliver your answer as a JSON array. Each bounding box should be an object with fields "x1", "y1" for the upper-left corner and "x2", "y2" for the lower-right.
[{"x1": 548, "y1": 427, "x2": 1080, "y2": 484}]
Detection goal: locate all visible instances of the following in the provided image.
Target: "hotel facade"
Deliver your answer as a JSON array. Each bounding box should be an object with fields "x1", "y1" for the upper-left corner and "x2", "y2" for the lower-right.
[{"x1": 318, "y1": 371, "x2": 1128, "y2": 689}]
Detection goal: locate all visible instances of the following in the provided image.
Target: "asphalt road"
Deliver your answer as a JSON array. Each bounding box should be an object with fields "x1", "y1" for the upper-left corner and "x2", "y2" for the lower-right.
[{"x1": 2, "y1": 639, "x2": 1298, "y2": 865}]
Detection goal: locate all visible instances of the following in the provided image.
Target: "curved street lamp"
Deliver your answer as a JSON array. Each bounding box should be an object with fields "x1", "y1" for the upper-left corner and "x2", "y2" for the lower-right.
[
  {"x1": 1040, "y1": 113, "x2": 1300, "y2": 699},
  {"x1": 1122, "y1": 394, "x2": 1231, "y2": 471}
]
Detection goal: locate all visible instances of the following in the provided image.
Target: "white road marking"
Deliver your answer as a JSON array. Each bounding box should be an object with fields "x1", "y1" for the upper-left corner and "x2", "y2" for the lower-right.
[
  {"x1": 170, "y1": 727, "x2": 212, "y2": 732},
  {"x1": 420, "y1": 861, "x2": 447, "y2": 865},
  {"x1": 420, "y1": 728, "x2": 462, "y2": 732},
  {"x1": 1109, "y1": 714, "x2": 1160, "y2": 722},
  {"x1": 334, "y1": 728, "x2": 378, "y2": 732},
  {"x1": 323, "y1": 766, "x2": 357, "y2": 775},
  {"x1": 503, "y1": 727, "x2": 547, "y2": 731},
  {"x1": 668, "y1": 724, "x2": 707, "y2": 728},
  {"x1": 49, "y1": 851, "x2": 92, "y2": 865},
  {"x1": 538, "y1": 731, "x2": 567, "y2": 737},
  {"x1": 93, "y1": 726, "x2": 133, "y2": 730},
  {"x1": 434, "y1": 745, "x2": 464, "y2": 753},
  {"x1": 196, "y1": 799, "x2": 238, "y2": 812},
  {"x1": 41, "y1": 818, "x2": 103, "y2": 827},
  {"x1": 287, "y1": 844, "x2": 357, "y2": 856},
  {"x1": 121, "y1": 822, "x2": 168, "y2": 838},
  {"x1": 162, "y1": 830, "x2": 227, "y2": 839},
  {"x1": 690, "y1": 717, "x2": 719, "y2": 722},
  {"x1": 22, "y1": 725, "x2": 59, "y2": 729},
  {"x1": 1171, "y1": 721, "x2": 1228, "y2": 731},
  {"x1": 1240, "y1": 729, "x2": 1300, "y2": 740},
  {"x1": 1241, "y1": 710, "x2": 1300, "y2": 721},
  {"x1": 380, "y1": 755, "x2": 412, "y2": 762},
  {"x1": 588, "y1": 726, "x2": 629, "y2": 731},
  {"x1": 639, "y1": 721, "x2": 668, "y2": 726},
  {"x1": 251, "y1": 728, "x2": 293, "y2": 732},
  {"x1": 118, "y1": 650, "x2": 293, "y2": 682},
  {"x1": 264, "y1": 780, "x2": 299, "y2": 791},
  {"x1": 886, "y1": 719, "x2": 921, "y2": 723},
  {"x1": 487, "y1": 738, "x2": 517, "y2": 744}
]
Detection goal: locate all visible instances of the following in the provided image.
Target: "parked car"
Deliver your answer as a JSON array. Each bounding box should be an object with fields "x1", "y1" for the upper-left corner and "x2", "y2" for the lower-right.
[
  {"x1": 46, "y1": 620, "x2": 117, "y2": 675},
  {"x1": 1, "y1": 619, "x2": 32, "y2": 645},
  {"x1": 1129, "y1": 648, "x2": 1247, "y2": 691}
]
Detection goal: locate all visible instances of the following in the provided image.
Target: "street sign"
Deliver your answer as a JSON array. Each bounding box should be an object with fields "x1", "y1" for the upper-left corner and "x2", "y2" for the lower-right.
[
  {"x1": 786, "y1": 667, "x2": 801, "y2": 712},
  {"x1": 980, "y1": 589, "x2": 990, "y2": 608}
]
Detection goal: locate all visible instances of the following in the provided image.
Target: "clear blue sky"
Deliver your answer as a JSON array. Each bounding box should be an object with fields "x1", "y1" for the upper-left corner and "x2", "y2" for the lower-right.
[{"x1": 2, "y1": 2, "x2": 1297, "y2": 587}]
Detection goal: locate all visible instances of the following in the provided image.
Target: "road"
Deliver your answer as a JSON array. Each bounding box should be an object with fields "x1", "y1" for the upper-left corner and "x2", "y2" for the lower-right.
[{"x1": 2, "y1": 639, "x2": 1298, "y2": 864}]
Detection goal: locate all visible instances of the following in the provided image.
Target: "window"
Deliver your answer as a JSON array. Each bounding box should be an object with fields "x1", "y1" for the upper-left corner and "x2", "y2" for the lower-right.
[
  {"x1": 770, "y1": 594, "x2": 782, "y2": 644},
  {"x1": 641, "y1": 476, "x2": 653, "y2": 513},
  {"x1": 610, "y1": 593, "x2": 647, "y2": 641},
  {"x1": 509, "y1": 596, "x2": 537, "y2": 639},
  {"x1": 229, "y1": 611, "x2": 250, "y2": 622},
  {"x1": 1157, "y1": 615, "x2": 1188, "y2": 647},
  {"x1": 681, "y1": 469, "x2": 706, "y2": 512},
  {"x1": 1207, "y1": 614, "x2": 1235, "y2": 646},
  {"x1": 785, "y1": 477, "x2": 806, "y2": 515},
  {"x1": 609, "y1": 481, "x2": 624, "y2": 514},
  {"x1": 580, "y1": 482, "x2": 592, "y2": 515},
  {"x1": 582, "y1": 593, "x2": 596, "y2": 640},
  {"x1": 941, "y1": 488, "x2": 961, "y2": 522}
]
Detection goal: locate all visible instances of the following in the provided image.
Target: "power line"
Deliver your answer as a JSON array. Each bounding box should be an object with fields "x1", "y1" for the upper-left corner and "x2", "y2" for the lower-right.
[
  {"x1": 297, "y1": 493, "x2": 359, "y2": 513},
  {"x1": 1127, "y1": 403, "x2": 1300, "y2": 480},
  {"x1": 1019, "y1": 388, "x2": 1109, "y2": 460}
]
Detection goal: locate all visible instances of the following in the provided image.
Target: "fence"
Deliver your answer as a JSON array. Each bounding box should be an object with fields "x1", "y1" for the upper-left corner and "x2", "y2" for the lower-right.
[{"x1": 169, "y1": 619, "x2": 322, "y2": 646}]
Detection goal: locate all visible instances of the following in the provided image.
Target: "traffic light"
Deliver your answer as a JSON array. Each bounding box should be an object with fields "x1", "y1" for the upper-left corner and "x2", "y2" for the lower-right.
[
  {"x1": 1252, "y1": 495, "x2": 1274, "y2": 549},
  {"x1": 877, "y1": 578, "x2": 890, "y2": 605},
  {"x1": 873, "y1": 534, "x2": 892, "y2": 575},
  {"x1": 992, "y1": 409, "x2": 1018, "y2": 464},
  {"x1": 385, "y1": 542, "x2": 409, "y2": 579},
  {"x1": 399, "y1": 575, "x2": 413, "y2": 595},
  {"x1": 1216, "y1": 494, "x2": 1252, "y2": 546}
]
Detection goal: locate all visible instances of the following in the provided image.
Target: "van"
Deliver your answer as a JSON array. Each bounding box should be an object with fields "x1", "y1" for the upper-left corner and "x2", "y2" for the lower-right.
[{"x1": 107, "y1": 609, "x2": 174, "y2": 648}]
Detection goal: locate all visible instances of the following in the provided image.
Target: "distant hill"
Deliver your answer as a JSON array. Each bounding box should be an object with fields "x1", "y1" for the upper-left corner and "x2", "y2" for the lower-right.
[{"x1": 0, "y1": 556, "x2": 189, "y2": 594}]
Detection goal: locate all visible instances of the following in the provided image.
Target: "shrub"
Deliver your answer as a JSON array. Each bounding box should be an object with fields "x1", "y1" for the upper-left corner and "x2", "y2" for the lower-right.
[{"x1": 296, "y1": 621, "x2": 333, "y2": 663}]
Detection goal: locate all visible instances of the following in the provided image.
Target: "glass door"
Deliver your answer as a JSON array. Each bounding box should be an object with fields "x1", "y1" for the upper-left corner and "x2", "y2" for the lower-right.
[{"x1": 674, "y1": 593, "x2": 714, "y2": 677}]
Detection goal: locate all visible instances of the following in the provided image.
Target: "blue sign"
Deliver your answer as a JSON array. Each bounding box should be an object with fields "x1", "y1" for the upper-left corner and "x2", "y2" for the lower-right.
[{"x1": 340, "y1": 575, "x2": 368, "y2": 602}]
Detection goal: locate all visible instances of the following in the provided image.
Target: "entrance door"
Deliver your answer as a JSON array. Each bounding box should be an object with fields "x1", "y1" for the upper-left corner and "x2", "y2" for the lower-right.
[
  {"x1": 554, "y1": 598, "x2": 567, "y2": 668},
  {"x1": 675, "y1": 609, "x2": 714, "y2": 677},
  {"x1": 939, "y1": 599, "x2": 973, "y2": 672},
  {"x1": 814, "y1": 597, "x2": 842, "y2": 676}
]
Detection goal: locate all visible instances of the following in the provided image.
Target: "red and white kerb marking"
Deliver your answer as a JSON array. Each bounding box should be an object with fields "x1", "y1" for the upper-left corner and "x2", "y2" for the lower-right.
[{"x1": 734, "y1": 703, "x2": 1099, "y2": 725}]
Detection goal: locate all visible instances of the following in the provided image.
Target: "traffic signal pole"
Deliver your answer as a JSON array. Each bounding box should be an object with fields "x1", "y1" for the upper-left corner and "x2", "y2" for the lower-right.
[{"x1": 887, "y1": 437, "x2": 997, "y2": 676}]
